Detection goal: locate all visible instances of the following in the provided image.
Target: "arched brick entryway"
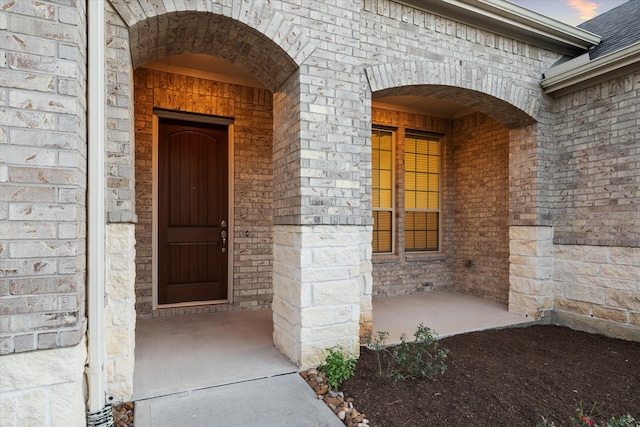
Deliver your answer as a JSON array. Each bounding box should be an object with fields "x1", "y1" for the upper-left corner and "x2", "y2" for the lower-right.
[{"x1": 364, "y1": 60, "x2": 555, "y2": 320}]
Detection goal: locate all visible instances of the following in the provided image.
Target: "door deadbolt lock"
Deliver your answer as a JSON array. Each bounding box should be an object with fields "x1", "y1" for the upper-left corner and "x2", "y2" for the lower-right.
[
  {"x1": 221, "y1": 230, "x2": 227, "y2": 253},
  {"x1": 221, "y1": 220, "x2": 227, "y2": 228}
]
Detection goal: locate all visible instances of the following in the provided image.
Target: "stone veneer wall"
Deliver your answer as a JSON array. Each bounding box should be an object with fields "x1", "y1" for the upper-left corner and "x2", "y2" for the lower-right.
[
  {"x1": 552, "y1": 245, "x2": 639, "y2": 340},
  {"x1": 273, "y1": 225, "x2": 362, "y2": 367},
  {"x1": 509, "y1": 226, "x2": 554, "y2": 319},
  {"x1": 105, "y1": 224, "x2": 136, "y2": 401},
  {"x1": 0, "y1": 340, "x2": 86, "y2": 427},
  {"x1": 370, "y1": 107, "x2": 454, "y2": 296},
  {"x1": 452, "y1": 113, "x2": 510, "y2": 304},
  {"x1": 133, "y1": 68, "x2": 274, "y2": 316}
]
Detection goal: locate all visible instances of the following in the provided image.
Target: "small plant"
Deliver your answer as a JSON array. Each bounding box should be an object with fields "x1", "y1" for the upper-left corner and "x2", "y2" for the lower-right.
[
  {"x1": 364, "y1": 330, "x2": 389, "y2": 376},
  {"x1": 389, "y1": 323, "x2": 448, "y2": 380},
  {"x1": 536, "y1": 406, "x2": 639, "y2": 427},
  {"x1": 318, "y1": 345, "x2": 356, "y2": 390},
  {"x1": 536, "y1": 416, "x2": 557, "y2": 427}
]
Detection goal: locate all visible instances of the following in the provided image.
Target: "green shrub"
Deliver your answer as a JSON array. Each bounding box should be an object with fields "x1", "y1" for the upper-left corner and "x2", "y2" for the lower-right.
[
  {"x1": 389, "y1": 323, "x2": 448, "y2": 380},
  {"x1": 318, "y1": 345, "x2": 356, "y2": 390},
  {"x1": 364, "y1": 330, "x2": 389, "y2": 376},
  {"x1": 365, "y1": 323, "x2": 448, "y2": 381}
]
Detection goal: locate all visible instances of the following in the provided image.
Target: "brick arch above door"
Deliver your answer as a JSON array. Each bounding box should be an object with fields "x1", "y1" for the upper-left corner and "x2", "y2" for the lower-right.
[{"x1": 108, "y1": 0, "x2": 316, "y2": 92}]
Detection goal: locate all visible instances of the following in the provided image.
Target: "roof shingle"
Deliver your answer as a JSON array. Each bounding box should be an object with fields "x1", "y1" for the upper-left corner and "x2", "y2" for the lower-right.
[{"x1": 578, "y1": 0, "x2": 640, "y2": 59}]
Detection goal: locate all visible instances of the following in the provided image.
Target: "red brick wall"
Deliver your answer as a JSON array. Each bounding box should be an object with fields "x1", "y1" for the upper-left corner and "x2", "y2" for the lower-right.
[{"x1": 452, "y1": 113, "x2": 510, "y2": 303}]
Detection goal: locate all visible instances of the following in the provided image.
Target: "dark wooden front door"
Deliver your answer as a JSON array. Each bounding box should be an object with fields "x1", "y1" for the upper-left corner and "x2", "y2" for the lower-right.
[{"x1": 158, "y1": 118, "x2": 229, "y2": 304}]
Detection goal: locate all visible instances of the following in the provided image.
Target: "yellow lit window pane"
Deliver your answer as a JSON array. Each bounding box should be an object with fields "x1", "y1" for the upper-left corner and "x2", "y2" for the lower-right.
[
  {"x1": 406, "y1": 211, "x2": 439, "y2": 251},
  {"x1": 406, "y1": 172, "x2": 415, "y2": 190},
  {"x1": 379, "y1": 133, "x2": 392, "y2": 151},
  {"x1": 380, "y1": 150, "x2": 392, "y2": 169},
  {"x1": 428, "y1": 140, "x2": 439, "y2": 155},
  {"x1": 405, "y1": 232, "x2": 414, "y2": 249},
  {"x1": 428, "y1": 192, "x2": 439, "y2": 209},
  {"x1": 414, "y1": 230, "x2": 427, "y2": 249},
  {"x1": 372, "y1": 189, "x2": 380, "y2": 207},
  {"x1": 415, "y1": 173, "x2": 427, "y2": 190},
  {"x1": 406, "y1": 153, "x2": 416, "y2": 171},
  {"x1": 372, "y1": 169, "x2": 380, "y2": 186},
  {"x1": 373, "y1": 211, "x2": 392, "y2": 253},
  {"x1": 377, "y1": 232, "x2": 391, "y2": 251},
  {"x1": 405, "y1": 138, "x2": 416, "y2": 153},
  {"x1": 427, "y1": 231, "x2": 438, "y2": 248},
  {"x1": 416, "y1": 192, "x2": 427, "y2": 209},
  {"x1": 380, "y1": 170, "x2": 392, "y2": 190},
  {"x1": 427, "y1": 212, "x2": 438, "y2": 230},
  {"x1": 372, "y1": 152, "x2": 380, "y2": 169},
  {"x1": 380, "y1": 189, "x2": 392, "y2": 208},
  {"x1": 405, "y1": 193, "x2": 415, "y2": 209},
  {"x1": 428, "y1": 173, "x2": 439, "y2": 191},
  {"x1": 428, "y1": 157, "x2": 439, "y2": 173},
  {"x1": 416, "y1": 155, "x2": 427, "y2": 172}
]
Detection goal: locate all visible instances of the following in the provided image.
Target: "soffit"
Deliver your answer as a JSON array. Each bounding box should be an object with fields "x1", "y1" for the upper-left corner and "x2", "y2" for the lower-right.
[
  {"x1": 143, "y1": 54, "x2": 266, "y2": 89},
  {"x1": 373, "y1": 96, "x2": 474, "y2": 119}
]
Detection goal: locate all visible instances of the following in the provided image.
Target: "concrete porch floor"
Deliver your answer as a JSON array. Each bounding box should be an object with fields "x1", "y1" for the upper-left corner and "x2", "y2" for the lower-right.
[
  {"x1": 132, "y1": 309, "x2": 297, "y2": 401},
  {"x1": 373, "y1": 292, "x2": 536, "y2": 344},
  {"x1": 132, "y1": 291, "x2": 535, "y2": 401}
]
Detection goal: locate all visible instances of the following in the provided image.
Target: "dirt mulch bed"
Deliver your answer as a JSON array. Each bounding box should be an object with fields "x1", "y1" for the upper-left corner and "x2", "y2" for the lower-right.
[{"x1": 340, "y1": 325, "x2": 640, "y2": 427}]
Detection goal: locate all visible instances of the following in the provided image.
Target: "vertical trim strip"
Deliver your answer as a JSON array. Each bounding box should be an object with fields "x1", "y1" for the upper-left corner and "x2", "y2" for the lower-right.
[
  {"x1": 227, "y1": 124, "x2": 235, "y2": 304},
  {"x1": 86, "y1": 0, "x2": 107, "y2": 414},
  {"x1": 152, "y1": 115, "x2": 159, "y2": 311}
]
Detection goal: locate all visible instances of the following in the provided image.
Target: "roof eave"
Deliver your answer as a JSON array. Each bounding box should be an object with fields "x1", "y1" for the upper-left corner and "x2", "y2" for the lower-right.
[
  {"x1": 398, "y1": 0, "x2": 601, "y2": 55},
  {"x1": 541, "y1": 42, "x2": 640, "y2": 95}
]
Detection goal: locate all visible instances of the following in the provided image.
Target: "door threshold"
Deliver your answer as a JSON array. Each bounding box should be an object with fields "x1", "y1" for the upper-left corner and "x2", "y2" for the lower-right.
[{"x1": 157, "y1": 299, "x2": 229, "y2": 309}]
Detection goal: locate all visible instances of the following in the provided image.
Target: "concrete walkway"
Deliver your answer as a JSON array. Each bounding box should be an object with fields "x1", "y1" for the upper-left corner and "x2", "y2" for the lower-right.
[{"x1": 134, "y1": 373, "x2": 344, "y2": 427}]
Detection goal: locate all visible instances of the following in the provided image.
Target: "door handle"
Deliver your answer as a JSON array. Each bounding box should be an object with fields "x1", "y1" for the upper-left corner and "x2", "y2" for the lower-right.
[{"x1": 221, "y1": 230, "x2": 227, "y2": 253}]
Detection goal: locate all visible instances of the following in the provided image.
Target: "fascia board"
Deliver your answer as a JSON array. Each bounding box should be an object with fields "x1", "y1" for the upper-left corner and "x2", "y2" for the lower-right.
[
  {"x1": 543, "y1": 54, "x2": 591, "y2": 79},
  {"x1": 542, "y1": 42, "x2": 640, "y2": 94},
  {"x1": 397, "y1": 0, "x2": 601, "y2": 55}
]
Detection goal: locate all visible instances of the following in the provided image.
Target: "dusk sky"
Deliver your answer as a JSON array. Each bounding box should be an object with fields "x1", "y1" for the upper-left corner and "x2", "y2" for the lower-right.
[{"x1": 509, "y1": 0, "x2": 628, "y2": 26}]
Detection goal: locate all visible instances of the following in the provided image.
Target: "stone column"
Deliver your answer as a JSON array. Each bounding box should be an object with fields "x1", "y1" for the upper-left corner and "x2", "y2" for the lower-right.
[
  {"x1": 508, "y1": 122, "x2": 555, "y2": 319},
  {"x1": 105, "y1": 223, "x2": 136, "y2": 401},
  {"x1": 508, "y1": 226, "x2": 554, "y2": 319},
  {"x1": 358, "y1": 226, "x2": 374, "y2": 339},
  {"x1": 270, "y1": 1, "x2": 369, "y2": 365},
  {"x1": 273, "y1": 226, "x2": 362, "y2": 367}
]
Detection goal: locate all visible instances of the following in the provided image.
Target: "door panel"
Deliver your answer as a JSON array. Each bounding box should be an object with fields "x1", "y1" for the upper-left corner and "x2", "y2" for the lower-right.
[{"x1": 158, "y1": 119, "x2": 229, "y2": 304}]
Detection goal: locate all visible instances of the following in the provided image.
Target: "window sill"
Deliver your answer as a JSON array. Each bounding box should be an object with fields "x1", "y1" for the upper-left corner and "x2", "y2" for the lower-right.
[
  {"x1": 404, "y1": 252, "x2": 447, "y2": 262},
  {"x1": 372, "y1": 254, "x2": 400, "y2": 264},
  {"x1": 372, "y1": 252, "x2": 447, "y2": 264}
]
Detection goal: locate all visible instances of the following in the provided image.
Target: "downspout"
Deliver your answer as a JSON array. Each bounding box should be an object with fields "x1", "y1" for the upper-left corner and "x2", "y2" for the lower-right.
[{"x1": 86, "y1": 0, "x2": 111, "y2": 425}]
